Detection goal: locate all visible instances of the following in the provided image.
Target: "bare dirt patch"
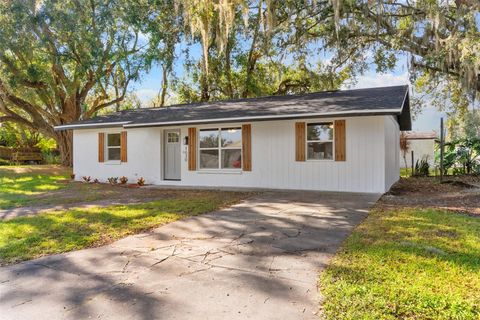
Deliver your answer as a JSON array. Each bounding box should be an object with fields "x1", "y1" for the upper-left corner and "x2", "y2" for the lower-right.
[
  {"x1": 0, "y1": 164, "x2": 70, "y2": 175},
  {"x1": 380, "y1": 175, "x2": 480, "y2": 215},
  {"x1": 1, "y1": 165, "x2": 256, "y2": 215}
]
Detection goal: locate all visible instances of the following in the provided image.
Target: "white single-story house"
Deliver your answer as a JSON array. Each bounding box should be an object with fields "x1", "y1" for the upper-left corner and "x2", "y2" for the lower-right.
[
  {"x1": 400, "y1": 131, "x2": 437, "y2": 168},
  {"x1": 55, "y1": 85, "x2": 411, "y2": 193}
]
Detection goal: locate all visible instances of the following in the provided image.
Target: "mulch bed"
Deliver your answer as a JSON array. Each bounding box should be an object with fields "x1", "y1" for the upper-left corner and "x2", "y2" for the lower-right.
[{"x1": 379, "y1": 175, "x2": 480, "y2": 216}]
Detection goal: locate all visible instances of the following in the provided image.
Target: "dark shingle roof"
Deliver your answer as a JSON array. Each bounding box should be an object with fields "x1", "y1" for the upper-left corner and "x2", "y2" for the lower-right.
[{"x1": 55, "y1": 85, "x2": 411, "y2": 130}]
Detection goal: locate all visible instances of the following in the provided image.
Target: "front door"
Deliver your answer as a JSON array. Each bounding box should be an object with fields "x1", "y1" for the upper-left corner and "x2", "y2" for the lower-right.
[{"x1": 164, "y1": 130, "x2": 181, "y2": 180}]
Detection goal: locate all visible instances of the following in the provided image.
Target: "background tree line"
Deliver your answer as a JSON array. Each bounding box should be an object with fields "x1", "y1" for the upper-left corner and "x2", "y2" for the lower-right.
[{"x1": 0, "y1": 0, "x2": 478, "y2": 165}]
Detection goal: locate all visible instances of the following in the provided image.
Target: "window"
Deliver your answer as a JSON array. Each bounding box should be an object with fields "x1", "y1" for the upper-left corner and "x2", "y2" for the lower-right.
[
  {"x1": 106, "y1": 133, "x2": 121, "y2": 161},
  {"x1": 307, "y1": 122, "x2": 333, "y2": 160},
  {"x1": 167, "y1": 132, "x2": 179, "y2": 143},
  {"x1": 199, "y1": 128, "x2": 242, "y2": 169}
]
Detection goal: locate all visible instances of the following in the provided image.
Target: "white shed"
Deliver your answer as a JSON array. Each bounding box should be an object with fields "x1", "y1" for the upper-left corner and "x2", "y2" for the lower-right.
[
  {"x1": 55, "y1": 85, "x2": 411, "y2": 194},
  {"x1": 400, "y1": 131, "x2": 437, "y2": 168}
]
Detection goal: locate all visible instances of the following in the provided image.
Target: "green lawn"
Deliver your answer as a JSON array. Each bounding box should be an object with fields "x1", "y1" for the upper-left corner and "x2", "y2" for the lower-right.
[
  {"x1": 0, "y1": 193, "x2": 246, "y2": 265},
  {"x1": 0, "y1": 166, "x2": 71, "y2": 209},
  {"x1": 320, "y1": 207, "x2": 480, "y2": 319},
  {"x1": 400, "y1": 167, "x2": 439, "y2": 177}
]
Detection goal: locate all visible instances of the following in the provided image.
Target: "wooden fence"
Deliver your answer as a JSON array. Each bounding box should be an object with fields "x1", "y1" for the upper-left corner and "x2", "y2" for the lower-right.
[
  {"x1": 0, "y1": 146, "x2": 43, "y2": 164},
  {"x1": 0, "y1": 146, "x2": 12, "y2": 160}
]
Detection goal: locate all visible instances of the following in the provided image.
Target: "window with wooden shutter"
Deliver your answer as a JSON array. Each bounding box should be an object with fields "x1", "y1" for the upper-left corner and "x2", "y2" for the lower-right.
[
  {"x1": 120, "y1": 131, "x2": 127, "y2": 162},
  {"x1": 306, "y1": 122, "x2": 334, "y2": 160},
  {"x1": 295, "y1": 122, "x2": 306, "y2": 161},
  {"x1": 98, "y1": 132, "x2": 105, "y2": 163},
  {"x1": 242, "y1": 124, "x2": 252, "y2": 171},
  {"x1": 188, "y1": 127, "x2": 197, "y2": 170},
  {"x1": 334, "y1": 120, "x2": 346, "y2": 161}
]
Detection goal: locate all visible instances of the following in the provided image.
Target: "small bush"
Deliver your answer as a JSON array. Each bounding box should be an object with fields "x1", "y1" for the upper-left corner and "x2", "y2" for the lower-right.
[
  {"x1": 70, "y1": 174, "x2": 76, "y2": 180},
  {"x1": 0, "y1": 158, "x2": 11, "y2": 166},
  {"x1": 119, "y1": 176, "x2": 128, "y2": 184},
  {"x1": 82, "y1": 176, "x2": 91, "y2": 183},
  {"x1": 414, "y1": 156, "x2": 430, "y2": 177},
  {"x1": 107, "y1": 177, "x2": 118, "y2": 185},
  {"x1": 42, "y1": 150, "x2": 61, "y2": 164},
  {"x1": 137, "y1": 177, "x2": 145, "y2": 186},
  {"x1": 93, "y1": 178, "x2": 99, "y2": 183}
]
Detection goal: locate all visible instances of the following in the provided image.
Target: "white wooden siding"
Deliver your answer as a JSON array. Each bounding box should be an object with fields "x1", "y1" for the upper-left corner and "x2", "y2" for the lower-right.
[
  {"x1": 384, "y1": 116, "x2": 400, "y2": 191},
  {"x1": 73, "y1": 115, "x2": 398, "y2": 193}
]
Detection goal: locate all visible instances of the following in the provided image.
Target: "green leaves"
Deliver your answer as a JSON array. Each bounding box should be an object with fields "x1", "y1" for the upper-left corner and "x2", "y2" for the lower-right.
[{"x1": 0, "y1": 0, "x2": 160, "y2": 164}]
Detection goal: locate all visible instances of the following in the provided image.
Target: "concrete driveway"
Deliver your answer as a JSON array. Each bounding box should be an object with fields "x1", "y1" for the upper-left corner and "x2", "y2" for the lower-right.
[{"x1": 0, "y1": 191, "x2": 379, "y2": 320}]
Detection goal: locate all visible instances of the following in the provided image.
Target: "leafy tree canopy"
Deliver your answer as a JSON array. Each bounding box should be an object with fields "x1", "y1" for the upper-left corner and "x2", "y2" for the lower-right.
[{"x1": 0, "y1": 0, "x2": 154, "y2": 165}]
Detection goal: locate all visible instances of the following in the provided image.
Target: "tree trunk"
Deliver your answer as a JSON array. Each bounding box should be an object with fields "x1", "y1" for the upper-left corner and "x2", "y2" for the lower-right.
[
  {"x1": 242, "y1": 5, "x2": 262, "y2": 98},
  {"x1": 159, "y1": 65, "x2": 168, "y2": 107},
  {"x1": 54, "y1": 130, "x2": 73, "y2": 167},
  {"x1": 225, "y1": 37, "x2": 234, "y2": 99},
  {"x1": 200, "y1": 73, "x2": 210, "y2": 102}
]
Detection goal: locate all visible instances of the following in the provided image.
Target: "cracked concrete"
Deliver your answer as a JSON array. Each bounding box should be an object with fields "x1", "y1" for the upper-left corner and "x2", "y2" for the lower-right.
[{"x1": 0, "y1": 190, "x2": 379, "y2": 320}]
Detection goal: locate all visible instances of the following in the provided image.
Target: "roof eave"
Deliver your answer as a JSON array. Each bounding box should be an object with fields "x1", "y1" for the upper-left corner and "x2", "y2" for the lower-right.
[{"x1": 54, "y1": 121, "x2": 131, "y2": 131}]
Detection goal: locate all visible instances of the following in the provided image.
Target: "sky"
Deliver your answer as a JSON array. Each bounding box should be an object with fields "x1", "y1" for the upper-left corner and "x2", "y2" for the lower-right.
[
  {"x1": 342, "y1": 71, "x2": 446, "y2": 133},
  {"x1": 131, "y1": 51, "x2": 446, "y2": 134}
]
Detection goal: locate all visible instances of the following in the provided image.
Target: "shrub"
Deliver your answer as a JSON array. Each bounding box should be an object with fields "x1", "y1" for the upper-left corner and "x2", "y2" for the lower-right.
[
  {"x1": 119, "y1": 176, "x2": 128, "y2": 184},
  {"x1": 82, "y1": 176, "x2": 91, "y2": 183},
  {"x1": 440, "y1": 138, "x2": 480, "y2": 175},
  {"x1": 137, "y1": 177, "x2": 145, "y2": 186},
  {"x1": 108, "y1": 177, "x2": 118, "y2": 185},
  {"x1": 414, "y1": 156, "x2": 430, "y2": 177},
  {"x1": 93, "y1": 178, "x2": 99, "y2": 183},
  {"x1": 42, "y1": 150, "x2": 61, "y2": 164},
  {"x1": 70, "y1": 174, "x2": 75, "y2": 180},
  {"x1": 0, "y1": 158, "x2": 11, "y2": 166}
]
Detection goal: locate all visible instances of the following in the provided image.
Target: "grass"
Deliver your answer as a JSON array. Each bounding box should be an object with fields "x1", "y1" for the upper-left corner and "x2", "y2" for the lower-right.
[
  {"x1": 0, "y1": 165, "x2": 71, "y2": 209},
  {"x1": 400, "y1": 167, "x2": 439, "y2": 178},
  {"x1": 320, "y1": 207, "x2": 480, "y2": 319},
  {"x1": 1, "y1": 165, "x2": 238, "y2": 210},
  {"x1": 0, "y1": 192, "x2": 246, "y2": 265}
]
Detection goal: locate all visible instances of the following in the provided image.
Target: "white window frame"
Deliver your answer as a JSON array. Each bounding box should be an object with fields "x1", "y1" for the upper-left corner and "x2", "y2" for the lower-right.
[
  {"x1": 306, "y1": 121, "x2": 335, "y2": 161},
  {"x1": 198, "y1": 127, "x2": 243, "y2": 171},
  {"x1": 106, "y1": 132, "x2": 121, "y2": 163}
]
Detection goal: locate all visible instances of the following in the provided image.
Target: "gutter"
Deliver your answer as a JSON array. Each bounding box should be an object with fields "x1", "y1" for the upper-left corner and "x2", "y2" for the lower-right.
[{"x1": 54, "y1": 121, "x2": 131, "y2": 131}]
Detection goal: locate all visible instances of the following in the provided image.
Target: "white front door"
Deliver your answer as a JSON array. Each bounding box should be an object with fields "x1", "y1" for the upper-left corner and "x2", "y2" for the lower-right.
[{"x1": 164, "y1": 129, "x2": 181, "y2": 180}]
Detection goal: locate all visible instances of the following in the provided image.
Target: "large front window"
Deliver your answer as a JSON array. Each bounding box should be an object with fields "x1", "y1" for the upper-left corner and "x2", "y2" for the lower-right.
[
  {"x1": 199, "y1": 128, "x2": 242, "y2": 169},
  {"x1": 307, "y1": 123, "x2": 333, "y2": 160},
  {"x1": 107, "y1": 133, "x2": 121, "y2": 161}
]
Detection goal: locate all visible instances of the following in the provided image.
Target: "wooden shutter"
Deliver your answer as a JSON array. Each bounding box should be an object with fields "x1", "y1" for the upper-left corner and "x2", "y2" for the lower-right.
[
  {"x1": 120, "y1": 131, "x2": 127, "y2": 162},
  {"x1": 242, "y1": 124, "x2": 252, "y2": 171},
  {"x1": 295, "y1": 122, "x2": 306, "y2": 161},
  {"x1": 334, "y1": 120, "x2": 346, "y2": 161},
  {"x1": 188, "y1": 127, "x2": 197, "y2": 170},
  {"x1": 98, "y1": 132, "x2": 105, "y2": 163}
]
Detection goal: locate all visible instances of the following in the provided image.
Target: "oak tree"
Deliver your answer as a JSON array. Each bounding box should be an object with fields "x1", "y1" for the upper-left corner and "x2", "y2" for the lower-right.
[{"x1": 0, "y1": 0, "x2": 148, "y2": 165}]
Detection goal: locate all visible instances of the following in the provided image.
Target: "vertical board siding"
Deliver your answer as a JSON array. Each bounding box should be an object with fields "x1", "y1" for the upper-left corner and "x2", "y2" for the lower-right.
[
  {"x1": 334, "y1": 120, "x2": 346, "y2": 161},
  {"x1": 295, "y1": 122, "x2": 306, "y2": 161},
  {"x1": 188, "y1": 127, "x2": 197, "y2": 171},
  {"x1": 98, "y1": 132, "x2": 105, "y2": 163},
  {"x1": 120, "y1": 131, "x2": 127, "y2": 162},
  {"x1": 74, "y1": 116, "x2": 391, "y2": 193},
  {"x1": 242, "y1": 124, "x2": 252, "y2": 171},
  {"x1": 384, "y1": 116, "x2": 400, "y2": 191}
]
